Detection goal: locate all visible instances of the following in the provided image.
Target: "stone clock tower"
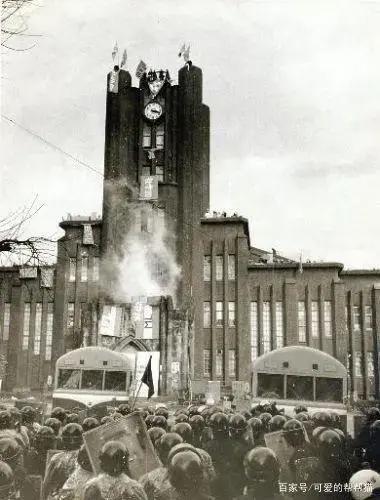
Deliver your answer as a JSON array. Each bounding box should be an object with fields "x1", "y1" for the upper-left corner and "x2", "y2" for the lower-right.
[{"x1": 99, "y1": 61, "x2": 210, "y2": 395}]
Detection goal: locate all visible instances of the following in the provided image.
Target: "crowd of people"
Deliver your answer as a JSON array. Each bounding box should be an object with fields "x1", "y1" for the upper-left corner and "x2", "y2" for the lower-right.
[{"x1": 0, "y1": 401, "x2": 379, "y2": 499}]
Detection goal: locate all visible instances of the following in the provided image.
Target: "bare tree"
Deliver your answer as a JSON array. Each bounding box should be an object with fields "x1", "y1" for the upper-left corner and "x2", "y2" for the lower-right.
[
  {"x1": 1, "y1": 0, "x2": 41, "y2": 51},
  {"x1": 0, "y1": 197, "x2": 56, "y2": 266}
]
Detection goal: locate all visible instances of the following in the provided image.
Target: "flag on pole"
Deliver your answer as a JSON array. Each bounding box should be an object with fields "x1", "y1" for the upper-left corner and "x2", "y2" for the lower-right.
[
  {"x1": 136, "y1": 60, "x2": 147, "y2": 79},
  {"x1": 121, "y1": 49, "x2": 127, "y2": 68},
  {"x1": 112, "y1": 42, "x2": 118, "y2": 61},
  {"x1": 178, "y1": 43, "x2": 186, "y2": 58},
  {"x1": 141, "y1": 356, "x2": 154, "y2": 399}
]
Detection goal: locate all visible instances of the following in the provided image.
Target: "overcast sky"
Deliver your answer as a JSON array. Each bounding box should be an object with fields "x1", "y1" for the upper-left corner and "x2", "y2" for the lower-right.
[{"x1": 2, "y1": 0, "x2": 380, "y2": 268}]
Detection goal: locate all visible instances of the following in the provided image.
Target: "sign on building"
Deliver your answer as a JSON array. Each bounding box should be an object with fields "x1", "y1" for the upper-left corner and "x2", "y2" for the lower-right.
[
  {"x1": 99, "y1": 305, "x2": 122, "y2": 337},
  {"x1": 143, "y1": 304, "x2": 153, "y2": 339},
  {"x1": 140, "y1": 175, "x2": 158, "y2": 200},
  {"x1": 82, "y1": 224, "x2": 94, "y2": 245},
  {"x1": 206, "y1": 381, "x2": 221, "y2": 404},
  {"x1": 232, "y1": 381, "x2": 250, "y2": 400},
  {"x1": 41, "y1": 267, "x2": 54, "y2": 288},
  {"x1": 19, "y1": 267, "x2": 37, "y2": 279}
]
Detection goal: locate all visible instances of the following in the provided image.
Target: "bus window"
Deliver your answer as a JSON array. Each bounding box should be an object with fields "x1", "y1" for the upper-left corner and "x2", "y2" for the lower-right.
[
  {"x1": 286, "y1": 375, "x2": 313, "y2": 401},
  {"x1": 257, "y1": 373, "x2": 284, "y2": 399},
  {"x1": 58, "y1": 369, "x2": 81, "y2": 390},
  {"x1": 104, "y1": 371, "x2": 126, "y2": 391},
  {"x1": 316, "y1": 377, "x2": 343, "y2": 403},
  {"x1": 81, "y1": 370, "x2": 103, "y2": 391}
]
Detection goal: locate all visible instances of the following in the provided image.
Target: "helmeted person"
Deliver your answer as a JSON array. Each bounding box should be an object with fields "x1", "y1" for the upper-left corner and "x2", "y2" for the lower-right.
[
  {"x1": 228, "y1": 414, "x2": 252, "y2": 498},
  {"x1": 25, "y1": 425, "x2": 56, "y2": 476},
  {"x1": 258, "y1": 412, "x2": 272, "y2": 433},
  {"x1": 50, "y1": 407, "x2": 67, "y2": 426},
  {"x1": 118, "y1": 403, "x2": 132, "y2": 416},
  {"x1": 65, "y1": 413, "x2": 80, "y2": 425},
  {"x1": 82, "y1": 417, "x2": 99, "y2": 433},
  {"x1": 189, "y1": 415, "x2": 205, "y2": 448},
  {"x1": 247, "y1": 417, "x2": 265, "y2": 447},
  {"x1": 235, "y1": 447, "x2": 283, "y2": 500},
  {"x1": 0, "y1": 410, "x2": 27, "y2": 452},
  {"x1": 0, "y1": 436, "x2": 38, "y2": 500},
  {"x1": 0, "y1": 460, "x2": 16, "y2": 499},
  {"x1": 294, "y1": 405, "x2": 308, "y2": 415},
  {"x1": 349, "y1": 468, "x2": 380, "y2": 500},
  {"x1": 83, "y1": 441, "x2": 147, "y2": 500},
  {"x1": 268, "y1": 415, "x2": 287, "y2": 433},
  {"x1": 140, "y1": 432, "x2": 183, "y2": 500},
  {"x1": 43, "y1": 423, "x2": 83, "y2": 500},
  {"x1": 355, "y1": 407, "x2": 380, "y2": 457},
  {"x1": 45, "y1": 418, "x2": 62, "y2": 437},
  {"x1": 20, "y1": 406, "x2": 41, "y2": 447},
  {"x1": 364, "y1": 420, "x2": 380, "y2": 472},
  {"x1": 204, "y1": 412, "x2": 233, "y2": 500},
  {"x1": 152, "y1": 415, "x2": 168, "y2": 431},
  {"x1": 60, "y1": 444, "x2": 95, "y2": 499},
  {"x1": 148, "y1": 427, "x2": 166, "y2": 451}
]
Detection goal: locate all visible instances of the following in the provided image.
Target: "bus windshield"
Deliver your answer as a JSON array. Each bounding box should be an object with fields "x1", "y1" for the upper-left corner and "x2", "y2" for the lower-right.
[
  {"x1": 57, "y1": 368, "x2": 127, "y2": 392},
  {"x1": 58, "y1": 369, "x2": 81, "y2": 389}
]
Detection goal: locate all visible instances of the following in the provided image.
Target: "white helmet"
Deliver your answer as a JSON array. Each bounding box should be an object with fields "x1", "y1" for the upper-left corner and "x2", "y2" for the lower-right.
[{"x1": 349, "y1": 469, "x2": 380, "y2": 500}]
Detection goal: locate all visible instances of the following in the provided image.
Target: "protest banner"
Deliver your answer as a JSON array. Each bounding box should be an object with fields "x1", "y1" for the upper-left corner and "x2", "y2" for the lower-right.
[{"x1": 83, "y1": 412, "x2": 161, "y2": 478}]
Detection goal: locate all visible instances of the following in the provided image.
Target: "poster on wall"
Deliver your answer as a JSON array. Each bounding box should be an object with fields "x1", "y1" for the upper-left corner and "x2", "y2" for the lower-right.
[{"x1": 134, "y1": 351, "x2": 160, "y2": 398}]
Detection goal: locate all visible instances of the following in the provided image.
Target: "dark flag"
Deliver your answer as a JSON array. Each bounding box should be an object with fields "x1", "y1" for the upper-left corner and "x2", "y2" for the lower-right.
[{"x1": 141, "y1": 356, "x2": 154, "y2": 399}]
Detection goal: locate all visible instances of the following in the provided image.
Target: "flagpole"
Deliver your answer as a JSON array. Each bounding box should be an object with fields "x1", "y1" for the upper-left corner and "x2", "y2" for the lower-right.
[{"x1": 131, "y1": 380, "x2": 143, "y2": 411}]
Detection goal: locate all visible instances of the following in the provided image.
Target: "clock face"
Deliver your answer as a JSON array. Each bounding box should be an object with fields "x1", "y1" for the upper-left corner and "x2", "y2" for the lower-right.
[{"x1": 144, "y1": 102, "x2": 163, "y2": 121}]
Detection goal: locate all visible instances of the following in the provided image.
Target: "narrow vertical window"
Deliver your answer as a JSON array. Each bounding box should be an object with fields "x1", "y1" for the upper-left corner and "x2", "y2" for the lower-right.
[
  {"x1": 67, "y1": 303, "x2": 75, "y2": 329},
  {"x1": 355, "y1": 352, "x2": 363, "y2": 377},
  {"x1": 275, "y1": 302, "x2": 283, "y2": 348},
  {"x1": 229, "y1": 349, "x2": 236, "y2": 377},
  {"x1": 353, "y1": 306, "x2": 361, "y2": 333},
  {"x1": 155, "y1": 123, "x2": 165, "y2": 149},
  {"x1": 250, "y1": 302, "x2": 258, "y2": 362},
  {"x1": 81, "y1": 256, "x2": 88, "y2": 282},
  {"x1": 263, "y1": 301, "x2": 271, "y2": 353},
  {"x1": 367, "y1": 351, "x2": 374, "y2": 378},
  {"x1": 228, "y1": 302, "x2": 235, "y2": 327},
  {"x1": 34, "y1": 303, "x2": 42, "y2": 355},
  {"x1": 215, "y1": 256, "x2": 223, "y2": 281},
  {"x1": 2, "y1": 303, "x2": 10, "y2": 341},
  {"x1": 203, "y1": 256, "x2": 211, "y2": 281},
  {"x1": 142, "y1": 123, "x2": 151, "y2": 148},
  {"x1": 156, "y1": 165, "x2": 164, "y2": 183},
  {"x1": 203, "y1": 302, "x2": 211, "y2": 328},
  {"x1": 69, "y1": 258, "x2": 76, "y2": 282},
  {"x1": 22, "y1": 303, "x2": 31, "y2": 350},
  {"x1": 93, "y1": 257, "x2": 99, "y2": 281},
  {"x1": 204, "y1": 349, "x2": 211, "y2": 377},
  {"x1": 228, "y1": 255, "x2": 236, "y2": 281},
  {"x1": 298, "y1": 301, "x2": 306, "y2": 343},
  {"x1": 215, "y1": 302, "x2": 223, "y2": 327},
  {"x1": 45, "y1": 303, "x2": 54, "y2": 361},
  {"x1": 324, "y1": 301, "x2": 332, "y2": 337},
  {"x1": 365, "y1": 306, "x2": 373, "y2": 330},
  {"x1": 216, "y1": 350, "x2": 223, "y2": 377},
  {"x1": 311, "y1": 301, "x2": 319, "y2": 338}
]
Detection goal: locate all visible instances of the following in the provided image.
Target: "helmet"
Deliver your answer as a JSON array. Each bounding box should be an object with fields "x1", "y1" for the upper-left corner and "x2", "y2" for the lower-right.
[
  {"x1": 157, "y1": 432, "x2": 183, "y2": 465},
  {"x1": 189, "y1": 415, "x2": 205, "y2": 433},
  {"x1": 317, "y1": 429, "x2": 343, "y2": 458},
  {"x1": 168, "y1": 450, "x2": 203, "y2": 494},
  {"x1": 82, "y1": 417, "x2": 99, "y2": 433},
  {"x1": 244, "y1": 447, "x2": 280, "y2": 482},
  {"x1": 247, "y1": 417, "x2": 263, "y2": 437},
  {"x1": 172, "y1": 423, "x2": 193, "y2": 443},
  {"x1": 187, "y1": 406, "x2": 199, "y2": 418},
  {"x1": 312, "y1": 426, "x2": 327, "y2": 443},
  {"x1": 349, "y1": 469, "x2": 380, "y2": 500},
  {"x1": 8, "y1": 408, "x2": 21, "y2": 426},
  {"x1": 156, "y1": 407, "x2": 169, "y2": 419},
  {"x1": 209, "y1": 412, "x2": 228, "y2": 433},
  {"x1": 117, "y1": 404, "x2": 131, "y2": 416},
  {"x1": 250, "y1": 404, "x2": 263, "y2": 417},
  {"x1": 35, "y1": 426, "x2": 55, "y2": 450},
  {"x1": 152, "y1": 415, "x2": 168, "y2": 431},
  {"x1": 65, "y1": 413, "x2": 80, "y2": 424},
  {"x1": 175, "y1": 413, "x2": 189, "y2": 424},
  {"x1": 148, "y1": 427, "x2": 166, "y2": 448},
  {"x1": 78, "y1": 444, "x2": 92, "y2": 472},
  {"x1": 312, "y1": 411, "x2": 332, "y2": 428},
  {"x1": 61, "y1": 423, "x2": 83, "y2": 450},
  {"x1": 296, "y1": 412, "x2": 310, "y2": 422},
  {"x1": 44, "y1": 417, "x2": 61, "y2": 436},
  {"x1": 101, "y1": 416, "x2": 113, "y2": 426},
  {"x1": 0, "y1": 461, "x2": 14, "y2": 498},
  {"x1": 0, "y1": 412, "x2": 12, "y2": 431},
  {"x1": 21, "y1": 406, "x2": 35, "y2": 424},
  {"x1": 262, "y1": 403, "x2": 273, "y2": 415},
  {"x1": 99, "y1": 441, "x2": 129, "y2": 476},
  {"x1": 259, "y1": 412, "x2": 272, "y2": 429},
  {"x1": 329, "y1": 412, "x2": 341, "y2": 428},
  {"x1": 229, "y1": 414, "x2": 247, "y2": 437},
  {"x1": 51, "y1": 407, "x2": 67, "y2": 424},
  {"x1": 366, "y1": 407, "x2": 380, "y2": 422},
  {"x1": 294, "y1": 405, "x2": 308, "y2": 415},
  {"x1": 268, "y1": 415, "x2": 286, "y2": 432},
  {"x1": 283, "y1": 419, "x2": 305, "y2": 447},
  {"x1": 0, "y1": 438, "x2": 22, "y2": 469},
  {"x1": 370, "y1": 419, "x2": 380, "y2": 439},
  {"x1": 145, "y1": 415, "x2": 155, "y2": 429}
]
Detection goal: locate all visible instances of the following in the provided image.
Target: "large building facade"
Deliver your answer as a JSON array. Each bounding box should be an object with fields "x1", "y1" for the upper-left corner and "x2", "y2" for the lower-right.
[{"x1": 0, "y1": 60, "x2": 379, "y2": 401}]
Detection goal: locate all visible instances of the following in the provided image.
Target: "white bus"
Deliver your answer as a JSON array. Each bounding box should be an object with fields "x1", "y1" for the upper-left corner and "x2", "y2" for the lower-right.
[{"x1": 53, "y1": 346, "x2": 135, "y2": 411}]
